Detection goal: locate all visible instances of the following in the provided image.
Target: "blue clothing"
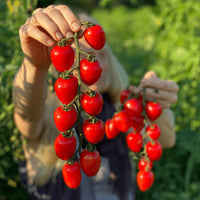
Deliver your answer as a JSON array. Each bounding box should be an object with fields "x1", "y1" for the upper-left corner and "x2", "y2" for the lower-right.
[{"x1": 19, "y1": 94, "x2": 135, "y2": 200}]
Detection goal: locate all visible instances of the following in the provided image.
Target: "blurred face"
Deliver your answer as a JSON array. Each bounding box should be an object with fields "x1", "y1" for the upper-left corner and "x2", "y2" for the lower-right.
[{"x1": 72, "y1": 36, "x2": 110, "y2": 93}]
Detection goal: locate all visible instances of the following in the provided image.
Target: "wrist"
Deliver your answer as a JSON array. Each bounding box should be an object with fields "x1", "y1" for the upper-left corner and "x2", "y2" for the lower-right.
[
  {"x1": 24, "y1": 56, "x2": 51, "y2": 72},
  {"x1": 22, "y1": 58, "x2": 49, "y2": 85}
]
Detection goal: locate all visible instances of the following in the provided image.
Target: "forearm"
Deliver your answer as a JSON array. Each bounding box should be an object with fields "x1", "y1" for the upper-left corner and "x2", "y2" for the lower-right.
[
  {"x1": 154, "y1": 108, "x2": 176, "y2": 148},
  {"x1": 13, "y1": 58, "x2": 48, "y2": 138}
]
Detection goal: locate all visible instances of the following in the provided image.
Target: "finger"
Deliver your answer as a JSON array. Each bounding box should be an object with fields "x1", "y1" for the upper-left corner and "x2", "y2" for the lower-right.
[
  {"x1": 129, "y1": 85, "x2": 141, "y2": 94},
  {"x1": 43, "y1": 6, "x2": 73, "y2": 38},
  {"x1": 31, "y1": 9, "x2": 64, "y2": 41},
  {"x1": 141, "y1": 77, "x2": 179, "y2": 93},
  {"x1": 144, "y1": 88, "x2": 178, "y2": 104},
  {"x1": 56, "y1": 5, "x2": 81, "y2": 32},
  {"x1": 21, "y1": 23, "x2": 55, "y2": 47}
]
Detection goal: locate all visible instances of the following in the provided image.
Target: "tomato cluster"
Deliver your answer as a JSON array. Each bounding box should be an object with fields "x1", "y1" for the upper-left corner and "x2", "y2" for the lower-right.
[
  {"x1": 50, "y1": 22, "x2": 106, "y2": 189},
  {"x1": 105, "y1": 88, "x2": 163, "y2": 192}
]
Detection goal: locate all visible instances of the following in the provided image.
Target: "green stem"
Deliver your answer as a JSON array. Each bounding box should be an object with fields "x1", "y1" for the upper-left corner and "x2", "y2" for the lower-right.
[
  {"x1": 74, "y1": 32, "x2": 84, "y2": 156},
  {"x1": 62, "y1": 95, "x2": 79, "y2": 111},
  {"x1": 79, "y1": 50, "x2": 90, "y2": 57}
]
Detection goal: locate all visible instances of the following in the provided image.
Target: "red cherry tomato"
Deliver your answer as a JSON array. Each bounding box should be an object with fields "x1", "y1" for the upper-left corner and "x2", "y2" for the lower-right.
[
  {"x1": 124, "y1": 98, "x2": 143, "y2": 118},
  {"x1": 62, "y1": 161, "x2": 81, "y2": 189},
  {"x1": 138, "y1": 157, "x2": 153, "y2": 172},
  {"x1": 146, "y1": 124, "x2": 161, "y2": 140},
  {"x1": 84, "y1": 24, "x2": 105, "y2": 50},
  {"x1": 54, "y1": 106, "x2": 77, "y2": 132},
  {"x1": 54, "y1": 133, "x2": 76, "y2": 161},
  {"x1": 80, "y1": 92, "x2": 103, "y2": 116},
  {"x1": 80, "y1": 149, "x2": 101, "y2": 177},
  {"x1": 50, "y1": 45, "x2": 75, "y2": 72},
  {"x1": 146, "y1": 141, "x2": 163, "y2": 161},
  {"x1": 137, "y1": 170, "x2": 154, "y2": 192},
  {"x1": 113, "y1": 110, "x2": 131, "y2": 133},
  {"x1": 126, "y1": 132, "x2": 143, "y2": 153},
  {"x1": 54, "y1": 75, "x2": 78, "y2": 105},
  {"x1": 131, "y1": 115, "x2": 145, "y2": 132},
  {"x1": 145, "y1": 101, "x2": 162, "y2": 121},
  {"x1": 105, "y1": 119, "x2": 120, "y2": 139},
  {"x1": 120, "y1": 89, "x2": 131, "y2": 104},
  {"x1": 82, "y1": 119, "x2": 105, "y2": 144},
  {"x1": 80, "y1": 58, "x2": 102, "y2": 85}
]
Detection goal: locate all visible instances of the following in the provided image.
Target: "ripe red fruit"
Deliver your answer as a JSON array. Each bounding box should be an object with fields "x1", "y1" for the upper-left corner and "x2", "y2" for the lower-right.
[
  {"x1": 120, "y1": 89, "x2": 131, "y2": 104},
  {"x1": 124, "y1": 98, "x2": 143, "y2": 118},
  {"x1": 84, "y1": 24, "x2": 105, "y2": 50},
  {"x1": 62, "y1": 161, "x2": 81, "y2": 189},
  {"x1": 80, "y1": 92, "x2": 103, "y2": 116},
  {"x1": 138, "y1": 157, "x2": 153, "y2": 172},
  {"x1": 82, "y1": 119, "x2": 105, "y2": 144},
  {"x1": 145, "y1": 101, "x2": 162, "y2": 121},
  {"x1": 146, "y1": 141, "x2": 163, "y2": 161},
  {"x1": 113, "y1": 110, "x2": 131, "y2": 133},
  {"x1": 80, "y1": 58, "x2": 102, "y2": 85},
  {"x1": 146, "y1": 124, "x2": 161, "y2": 140},
  {"x1": 137, "y1": 170, "x2": 154, "y2": 192},
  {"x1": 80, "y1": 149, "x2": 101, "y2": 177},
  {"x1": 105, "y1": 119, "x2": 120, "y2": 139},
  {"x1": 126, "y1": 132, "x2": 143, "y2": 153},
  {"x1": 54, "y1": 106, "x2": 77, "y2": 132},
  {"x1": 50, "y1": 45, "x2": 75, "y2": 72},
  {"x1": 54, "y1": 133, "x2": 76, "y2": 160},
  {"x1": 54, "y1": 76, "x2": 78, "y2": 105},
  {"x1": 131, "y1": 115, "x2": 145, "y2": 132}
]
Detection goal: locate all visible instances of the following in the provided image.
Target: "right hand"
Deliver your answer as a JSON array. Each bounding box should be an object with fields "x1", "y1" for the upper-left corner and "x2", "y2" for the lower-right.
[{"x1": 19, "y1": 5, "x2": 81, "y2": 70}]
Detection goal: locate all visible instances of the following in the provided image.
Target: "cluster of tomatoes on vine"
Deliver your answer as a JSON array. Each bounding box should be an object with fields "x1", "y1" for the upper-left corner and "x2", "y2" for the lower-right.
[
  {"x1": 105, "y1": 88, "x2": 163, "y2": 192},
  {"x1": 50, "y1": 22, "x2": 106, "y2": 189}
]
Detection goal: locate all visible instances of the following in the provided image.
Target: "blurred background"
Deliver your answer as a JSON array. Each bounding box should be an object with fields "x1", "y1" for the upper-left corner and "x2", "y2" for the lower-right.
[{"x1": 0, "y1": 0, "x2": 200, "y2": 199}]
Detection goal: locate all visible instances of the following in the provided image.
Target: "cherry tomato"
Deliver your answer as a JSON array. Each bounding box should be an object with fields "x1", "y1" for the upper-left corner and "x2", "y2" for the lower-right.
[
  {"x1": 146, "y1": 141, "x2": 163, "y2": 161},
  {"x1": 62, "y1": 161, "x2": 81, "y2": 189},
  {"x1": 54, "y1": 75, "x2": 78, "y2": 105},
  {"x1": 84, "y1": 24, "x2": 105, "y2": 50},
  {"x1": 138, "y1": 157, "x2": 153, "y2": 172},
  {"x1": 113, "y1": 110, "x2": 131, "y2": 133},
  {"x1": 80, "y1": 149, "x2": 101, "y2": 177},
  {"x1": 120, "y1": 89, "x2": 131, "y2": 104},
  {"x1": 82, "y1": 119, "x2": 105, "y2": 144},
  {"x1": 131, "y1": 115, "x2": 144, "y2": 132},
  {"x1": 80, "y1": 92, "x2": 103, "y2": 116},
  {"x1": 145, "y1": 101, "x2": 162, "y2": 121},
  {"x1": 105, "y1": 119, "x2": 120, "y2": 139},
  {"x1": 126, "y1": 132, "x2": 143, "y2": 153},
  {"x1": 50, "y1": 45, "x2": 75, "y2": 72},
  {"x1": 54, "y1": 106, "x2": 77, "y2": 132},
  {"x1": 124, "y1": 98, "x2": 143, "y2": 118},
  {"x1": 54, "y1": 133, "x2": 76, "y2": 161},
  {"x1": 80, "y1": 58, "x2": 102, "y2": 85},
  {"x1": 137, "y1": 170, "x2": 154, "y2": 192},
  {"x1": 146, "y1": 124, "x2": 161, "y2": 140}
]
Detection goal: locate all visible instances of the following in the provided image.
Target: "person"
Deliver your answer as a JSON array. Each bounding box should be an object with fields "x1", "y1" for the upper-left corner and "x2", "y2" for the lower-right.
[{"x1": 12, "y1": 4, "x2": 179, "y2": 200}]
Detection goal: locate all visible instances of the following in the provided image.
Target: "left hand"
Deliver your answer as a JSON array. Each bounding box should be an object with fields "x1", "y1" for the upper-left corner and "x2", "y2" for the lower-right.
[{"x1": 129, "y1": 71, "x2": 179, "y2": 108}]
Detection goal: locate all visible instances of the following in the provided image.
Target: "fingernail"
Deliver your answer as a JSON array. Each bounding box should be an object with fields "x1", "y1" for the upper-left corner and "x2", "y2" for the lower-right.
[
  {"x1": 55, "y1": 31, "x2": 63, "y2": 41},
  {"x1": 66, "y1": 31, "x2": 74, "y2": 38},
  {"x1": 72, "y1": 21, "x2": 81, "y2": 31},
  {"x1": 47, "y1": 39, "x2": 54, "y2": 46}
]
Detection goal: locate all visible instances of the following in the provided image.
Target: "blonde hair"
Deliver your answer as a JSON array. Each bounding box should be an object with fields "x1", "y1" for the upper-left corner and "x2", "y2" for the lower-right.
[{"x1": 26, "y1": 13, "x2": 129, "y2": 186}]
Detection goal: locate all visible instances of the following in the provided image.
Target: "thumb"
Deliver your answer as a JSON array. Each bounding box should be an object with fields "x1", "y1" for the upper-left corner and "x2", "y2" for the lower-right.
[{"x1": 142, "y1": 71, "x2": 157, "y2": 79}]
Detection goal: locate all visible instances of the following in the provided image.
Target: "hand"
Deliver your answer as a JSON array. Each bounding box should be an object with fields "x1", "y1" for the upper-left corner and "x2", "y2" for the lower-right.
[
  {"x1": 19, "y1": 5, "x2": 81, "y2": 69},
  {"x1": 129, "y1": 71, "x2": 179, "y2": 108}
]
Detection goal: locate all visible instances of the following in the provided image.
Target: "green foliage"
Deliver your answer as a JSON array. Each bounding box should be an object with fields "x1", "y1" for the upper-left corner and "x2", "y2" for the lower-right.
[
  {"x1": 1, "y1": 0, "x2": 200, "y2": 199},
  {"x1": 0, "y1": 1, "x2": 30, "y2": 199}
]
